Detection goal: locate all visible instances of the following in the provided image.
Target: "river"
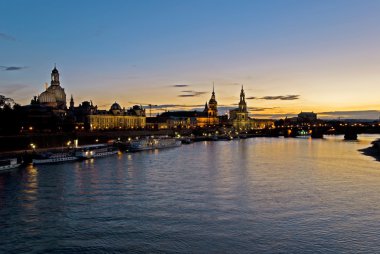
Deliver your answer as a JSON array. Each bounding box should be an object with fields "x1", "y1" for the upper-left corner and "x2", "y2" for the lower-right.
[{"x1": 1, "y1": 135, "x2": 380, "y2": 253}]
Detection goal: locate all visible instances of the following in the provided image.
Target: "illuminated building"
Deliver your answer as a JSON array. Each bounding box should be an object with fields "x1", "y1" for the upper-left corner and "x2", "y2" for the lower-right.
[
  {"x1": 152, "y1": 86, "x2": 219, "y2": 129},
  {"x1": 37, "y1": 65, "x2": 67, "y2": 109},
  {"x1": 87, "y1": 102, "x2": 146, "y2": 130},
  {"x1": 229, "y1": 86, "x2": 274, "y2": 130},
  {"x1": 229, "y1": 86, "x2": 250, "y2": 130}
]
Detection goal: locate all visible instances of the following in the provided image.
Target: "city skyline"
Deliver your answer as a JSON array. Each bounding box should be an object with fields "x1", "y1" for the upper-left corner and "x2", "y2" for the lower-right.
[{"x1": 1, "y1": 0, "x2": 380, "y2": 119}]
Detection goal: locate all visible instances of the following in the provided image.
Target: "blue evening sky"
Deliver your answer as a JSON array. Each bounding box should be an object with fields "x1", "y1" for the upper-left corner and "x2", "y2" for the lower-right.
[{"x1": 1, "y1": 0, "x2": 380, "y2": 118}]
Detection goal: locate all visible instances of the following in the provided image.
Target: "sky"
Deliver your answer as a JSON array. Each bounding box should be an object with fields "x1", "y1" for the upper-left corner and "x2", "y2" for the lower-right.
[{"x1": 1, "y1": 0, "x2": 380, "y2": 119}]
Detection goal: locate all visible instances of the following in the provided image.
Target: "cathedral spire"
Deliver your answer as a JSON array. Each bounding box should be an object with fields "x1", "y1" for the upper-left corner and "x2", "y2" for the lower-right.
[
  {"x1": 70, "y1": 94, "x2": 74, "y2": 109},
  {"x1": 204, "y1": 101, "x2": 208, "y2": 112},
  {"x1": 239, "y1": 84, "x2": 247, "y2": 112},
  {"x1": 211, "y1": 82, "x2": 215, "y2": 100},
  {"x1": 240, "y1": 84, "x2": 245, "y2": 102}
]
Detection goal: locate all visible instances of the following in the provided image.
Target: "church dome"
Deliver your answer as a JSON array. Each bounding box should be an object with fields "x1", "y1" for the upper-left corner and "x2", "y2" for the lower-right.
[
  {"x1": 110, "y1": 102, "x2": 122, "y2": 111},
  {"x1": 49, "y1": 85, "x2": 66, "y2": 103},
  {"x1": 52, "y1": 67, "x2": 59, "y2": 73},
  {"x1": 39, "y1": 90, "x2": 56, "y2": 103}
]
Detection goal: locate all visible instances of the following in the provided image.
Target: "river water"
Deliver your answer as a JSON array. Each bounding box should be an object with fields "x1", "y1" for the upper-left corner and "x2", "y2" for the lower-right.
[{"x1": 1, "y1": 135, "x2": 380, "y2": 253}]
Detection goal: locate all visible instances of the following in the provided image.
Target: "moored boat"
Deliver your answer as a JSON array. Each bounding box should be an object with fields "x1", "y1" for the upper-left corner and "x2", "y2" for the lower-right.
[
  {"x1": 0, "y1": 158, "x2": 21, "y2": 172},
  {"x1": 129, "y1": 137, "x2": 181, "y2": 152},
  {"x1": 32, "y1": 152, "x2": 78, "y2": 164},
  {"x1": 75, "y1": 144, "x2": 118, "y2": 159}
]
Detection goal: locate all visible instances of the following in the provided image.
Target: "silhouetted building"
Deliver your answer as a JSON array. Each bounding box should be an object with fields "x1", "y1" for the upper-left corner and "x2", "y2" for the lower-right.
[
  {"x1": 151, "y1": 86, "x2": 219, "y2": 129},
  {"x1": 37, "y1": 65, "x2": 67, "y2": 109},
  {"x1": 298, "y1": 112, "x2": 317, "y2": 122},
  {"x1": 20, "y1": 66, "x2": 69, "y2": 132}
]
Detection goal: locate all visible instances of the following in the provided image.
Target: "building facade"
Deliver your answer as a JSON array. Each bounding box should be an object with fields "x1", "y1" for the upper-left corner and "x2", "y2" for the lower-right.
[
  {"x1": 151, "y1": 86, "x2": 219, "y2": 129},
  {"x1": 37, "y1": 66, "x2": 67, "y2": 109},
  {"x1": 87, "y1": 102, "x2": 146, "y2": 130},
  {"x1": 229, "y1": 86, "x2": 274, "y2": 130},
  {"x1": 229, "y1": 86, "x2": 251, "y2": 130}
]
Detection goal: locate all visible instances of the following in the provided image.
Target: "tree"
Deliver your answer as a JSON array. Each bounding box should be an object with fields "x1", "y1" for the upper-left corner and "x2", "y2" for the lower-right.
[{"x1": 0, "y1": 95, "x2": 15, "y2": 109}]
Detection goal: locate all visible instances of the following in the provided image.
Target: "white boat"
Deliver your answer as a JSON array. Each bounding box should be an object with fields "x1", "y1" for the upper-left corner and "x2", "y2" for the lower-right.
[
  {"x1": 32, "y1": 152, "x2": 78, "y2": 164},
  {"x1": 0, "y1": 158, "x2": 21, "y2": 172},
  {"x1": 129, "y1": 137, "x2": 181, "y2": 152},
  {"x1": 75, "y1": 144, "x2": 118, "y2": 159}
]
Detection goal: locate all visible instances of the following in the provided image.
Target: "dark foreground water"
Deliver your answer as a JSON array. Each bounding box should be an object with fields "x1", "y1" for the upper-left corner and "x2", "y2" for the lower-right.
[{"x1": 1, "y1": 135, "x2": 380, "y2": 253}]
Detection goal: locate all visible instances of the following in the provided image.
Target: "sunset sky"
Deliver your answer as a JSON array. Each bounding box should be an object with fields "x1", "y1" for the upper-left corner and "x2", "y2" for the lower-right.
[{"x1": 1, "y1": 0, "x2": 380, "y2": 119}]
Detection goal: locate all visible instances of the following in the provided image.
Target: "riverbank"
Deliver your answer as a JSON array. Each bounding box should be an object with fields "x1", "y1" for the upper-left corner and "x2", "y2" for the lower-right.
[
  {"x1": 0, "y1": 129, "x2": 181, "y2": 154},
  {"x1": 359, "y1": 139, "x2": 380, "y2": 162}
]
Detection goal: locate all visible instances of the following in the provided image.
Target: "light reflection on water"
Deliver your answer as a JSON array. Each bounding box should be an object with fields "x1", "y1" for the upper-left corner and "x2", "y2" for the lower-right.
[{"x1": 0, "y1": 134, "x2": 380, "y2": 253}]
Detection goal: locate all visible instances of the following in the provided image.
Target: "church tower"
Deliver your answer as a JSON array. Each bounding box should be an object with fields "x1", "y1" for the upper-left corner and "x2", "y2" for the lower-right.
[
  {"x1": 238, "y1": 85, "x2": 247, "y2": 113},
  {"x1": 37, "y1": 65, "x2": 66, "y2": 109},
  {"x1": 51, "y1": 64, "x2": 60, "y2": 86},
  {"x1": 208, "y1": 83, "x2": 218, "y2": 117},
  {"x1": 70, "y1": 95, "x2": 74, "y2": 110}
]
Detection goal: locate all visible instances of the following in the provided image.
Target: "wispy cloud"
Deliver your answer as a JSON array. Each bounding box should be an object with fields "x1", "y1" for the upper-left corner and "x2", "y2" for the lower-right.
[
  {"x1": 318, "y1": 110, "x2": 380, "y2": 119},
  {"x1": 260, "y1": 95, "x2": 300, "y2": 100},
  {"x1": 178, "y1": 90, "x2": 207, "y2": 97},
  {"x1": 251, "y1": 113, "x2": 298, "y2": 119},
  {"x1": 0, "y1": 84, "x2": 29, "y2": 95},
  {"x1": 248, "y1": 107, "x2": 278, "y2": 112},
  {"x1": 173, "y1": 84, "x2": 189, "y2": 87},
  {"x1": 128, "y1": 102, "x2": 205, "y2": 110},
  {"x1": 0, "y1": 33, "x2": 16, "y2": 41},
  {"x1": 98, "y1": 103, "x2": 111, "y2": 108},
  {"x1": 221, "y1": 82, "x2": 241, "y2": 86},
  {"x1": 0, "y1": 66, "x2": 27, "y2": 71},
  {"x1": 245, "y1": 95, "x2": 300, "y2": 100}
]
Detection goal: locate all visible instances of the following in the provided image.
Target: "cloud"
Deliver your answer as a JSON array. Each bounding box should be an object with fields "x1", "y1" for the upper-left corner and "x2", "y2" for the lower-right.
[
  {"x1": 251, "y1": 113, "x2": 298, "y2": 119},
  {"x1": 260, "y1": 95, "x2": 300, "y2": 100},
  {"x1": 98, "y1": 103, "x2": 111, "y2": 108},
  {"x1": 178, "y1": 90, "x2": 207, "y2": 97},
  {"x1": 0, "y1": 66, "x2": 27, "y2": 71},
  {"x1": 221, "y1": 82, "x2": 241, "y2": 86},
  {"x1": 244, "y1": 94, "x2": 300, "y2": 101},
  {"x1": 0, "y1": 84, "x2": 29, "y2": 95},
  {"x1": 0, "y1": 33, "x2": 16, "y2": 41},
  {"x1": 173, "y1": 84, "x2": 189, "y2": 87},
  {"x1": 318, "y1": 110, "x2": 380, "y2": 120},
  {"x1": 248, "y1": 107, "x2": 278, "y2": 112},
  {"x1": 128, "y1": 102, "x2": 205, "y2": 110}
]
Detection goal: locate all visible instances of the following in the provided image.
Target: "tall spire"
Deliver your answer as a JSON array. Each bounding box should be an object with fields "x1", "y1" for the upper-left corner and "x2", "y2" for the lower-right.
[
  {"x1": 204, "y1": 101, "x2": 208, "y2": 112},
  {"x1": 240, "y1": 84, "x2": 245, "y2": 101},
  {"x1": 239, "y1": 84, "x2": 247, "y2": 112},
  {"x1": 70, "y1": 94, "x2": 74, "y2": 109},
  {"x1": 211, "y1": 82, "x2": 215, "y2": 101}
]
